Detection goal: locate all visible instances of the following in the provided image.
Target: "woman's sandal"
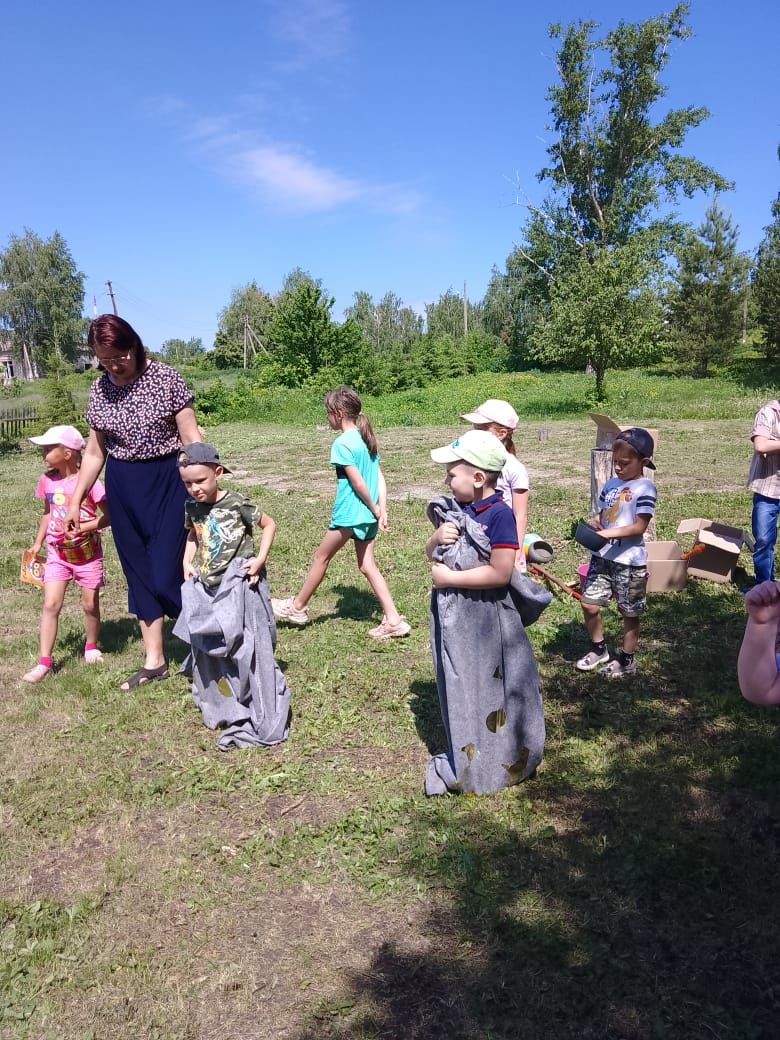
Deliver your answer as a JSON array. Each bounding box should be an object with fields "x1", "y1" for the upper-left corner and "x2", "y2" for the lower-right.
[{"x1": 120, "y1": 662, "x2": 169, "y2": 691}]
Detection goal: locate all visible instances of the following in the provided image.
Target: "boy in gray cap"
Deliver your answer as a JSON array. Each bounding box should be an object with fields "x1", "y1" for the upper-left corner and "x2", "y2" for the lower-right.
[
  {"x1": 173, "y1": 443, "x2": 291, "y2": 749},
  {"x1": 577, "y1": 427, "x2": 657, "y2": 677}
]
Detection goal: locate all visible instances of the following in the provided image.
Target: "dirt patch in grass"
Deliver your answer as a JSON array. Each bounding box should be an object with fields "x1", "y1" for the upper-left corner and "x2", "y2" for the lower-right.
[{"x1": 52, "y1": 881, "x2": 448, "y2": 1040}]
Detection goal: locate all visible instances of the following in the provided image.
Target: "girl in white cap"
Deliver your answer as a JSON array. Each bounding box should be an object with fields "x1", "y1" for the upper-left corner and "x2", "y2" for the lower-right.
[
  {"x1": 460, "y1": 399, "x2": 529, "y2": 570},
  {"x1": 23, "y1": 425, "x2": 111, "y2": 682}
]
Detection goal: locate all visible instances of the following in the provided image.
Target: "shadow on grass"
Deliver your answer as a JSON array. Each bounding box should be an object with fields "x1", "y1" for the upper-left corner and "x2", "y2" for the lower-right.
[
  {"x1": 294, "y1": 580, "x2": 780, "y2": 1039},
  {"x1": 56, "y1": 616, "x2": 192, "y2": 666},
  {"x1": 332, "y1": 585, "x2": 383, "y2": 623},
  {"x1": 407, "y1": 678, "x2": 445, "y2": 754}
]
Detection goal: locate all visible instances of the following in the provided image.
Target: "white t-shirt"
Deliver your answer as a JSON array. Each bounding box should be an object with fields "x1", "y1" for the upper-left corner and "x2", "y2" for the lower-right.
[
  {"x1": 596, "y1": 476, "x2": 657, "y2": 566},
  {"x1": 496, "y1": 454, "x2": 529, "y2": 509}
]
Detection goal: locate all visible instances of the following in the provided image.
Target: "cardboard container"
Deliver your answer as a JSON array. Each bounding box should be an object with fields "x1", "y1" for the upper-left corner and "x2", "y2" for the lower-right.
[
  {"x1": 646, "y1": 541, "x2": 687, "y2": 593},
  {"x1": 589, "y1": 413, "x2": 659, "y2": 453},
  {"x1": 676, "y1": 518, "x2": 754, "y2": 584}
]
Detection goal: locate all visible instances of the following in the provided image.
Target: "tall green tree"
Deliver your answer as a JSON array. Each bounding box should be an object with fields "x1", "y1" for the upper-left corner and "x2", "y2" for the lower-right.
[
  {"x1": 212, "y1": 282, "x2": 274, "y2": 369},
  {"x1": 753, "y1": 153, "x2": 780, "y2": 357},
  {"x1": 267, "y1": 274, "x2": 336, "y2": 387},
  {"x1": 0, "y1": 229, "x2": 85, "y2": 377},
  {"x1": 515, "y1": 4, "x2": 729, "y2": 396},
  {"x1": 530, "y1": 239, "x2": 663, "y2": 398},
  {"x1": 669, "y1": 200, "x2": 749, "y2": 375}
]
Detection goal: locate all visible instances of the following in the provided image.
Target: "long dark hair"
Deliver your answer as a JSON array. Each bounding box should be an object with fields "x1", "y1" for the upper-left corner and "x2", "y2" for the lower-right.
[
  {"x1": 88, "y1": 314, "x2": 146, "y2": 369},
  {"x1": 323, "y1": 385, "x2": 378, "y2": 458}
]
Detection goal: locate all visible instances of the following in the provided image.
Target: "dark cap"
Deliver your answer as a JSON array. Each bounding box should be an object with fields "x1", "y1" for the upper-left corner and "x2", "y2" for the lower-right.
[
  {"x1": 177, "y1": 442, "x2": 232, "y2": 474},
  {"x1": 613, "y1": 428, "x2": 656, "y2": 470}
]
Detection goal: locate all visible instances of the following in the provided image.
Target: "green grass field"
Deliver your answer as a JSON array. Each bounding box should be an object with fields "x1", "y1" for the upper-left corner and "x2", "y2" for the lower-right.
[{"x1": 1, "y1": 397, "x2": 779, "y2": 1039}]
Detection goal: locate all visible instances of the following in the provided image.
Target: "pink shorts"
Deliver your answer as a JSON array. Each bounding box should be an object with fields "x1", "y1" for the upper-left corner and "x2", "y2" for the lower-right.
[{"x1": 44, "y1": 552, "x2": 105, "y2": 590}]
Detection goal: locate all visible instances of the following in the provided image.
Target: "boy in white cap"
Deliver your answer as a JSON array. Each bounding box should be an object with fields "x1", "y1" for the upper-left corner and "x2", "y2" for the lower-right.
[
  {"x1": 24, "y1": 424, "x2": 110, "y2": 682},
  {"x1": 424, "y1": 430, "x2": 546, "y2": 796},
  {"x1": 426, "y1": 429, "x2": 519, "y2": 589},
  {"x1": 460, "y1": 399, "x2": 529, "y2": 568}
]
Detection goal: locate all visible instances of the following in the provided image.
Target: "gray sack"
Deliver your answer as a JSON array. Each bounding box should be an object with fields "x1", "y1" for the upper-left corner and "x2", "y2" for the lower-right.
[
  {"x1": 174, "y1": 558, "x2": 291, "y2": 750},
  {"x1": 425, "y1": 496, "x2": 550, "y2": 795}
]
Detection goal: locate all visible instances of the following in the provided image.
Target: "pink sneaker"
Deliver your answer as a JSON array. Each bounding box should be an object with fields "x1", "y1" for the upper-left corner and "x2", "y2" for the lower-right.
[
  {"x1": 368, "y1": 616, "x2": 411, "y2": 640},
  {"x1": 271, "y1": 597, "x2": 310, "y2": 626},
  {"x1": 22, "y1": 663, "x2": 51, "y2": 683}
]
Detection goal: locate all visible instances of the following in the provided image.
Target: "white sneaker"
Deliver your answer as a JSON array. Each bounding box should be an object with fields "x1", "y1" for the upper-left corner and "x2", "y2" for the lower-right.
[
  {"x1": 575, "y1": 648, "x2": 610, "y2": 671},
  {"x1": 84, "y1": 648, "x2": 104, "y2": 664},
  {"x1": 271, "y1": 597, "x2": 310, "y2": 626},
  {"x1": 368, "y1": 616, "x2": 411, "y2": 640},
  {"x1": 599, "y1": 657, "x2": 637, "y2": 678},
  {"x1": 23, "y1": 663, "x2": 51, "y2": 683}
]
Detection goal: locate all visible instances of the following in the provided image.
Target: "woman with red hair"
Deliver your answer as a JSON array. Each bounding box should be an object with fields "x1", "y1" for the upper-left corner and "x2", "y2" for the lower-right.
[{"x1": 65, "y1": 314, "x2": 201, "y2": 690}]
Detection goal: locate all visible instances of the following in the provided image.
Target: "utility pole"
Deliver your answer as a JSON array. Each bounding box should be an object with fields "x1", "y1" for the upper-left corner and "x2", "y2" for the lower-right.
[
  {"x1": 106, "y1": 280, "x2": 118, "y2": 316},
  {"x1": 463, "y1": 281, "x2": 468, "y2": 337}
]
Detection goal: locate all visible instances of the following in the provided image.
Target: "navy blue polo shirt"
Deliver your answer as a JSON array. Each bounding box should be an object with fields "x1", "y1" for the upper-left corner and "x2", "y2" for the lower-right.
[{"x1": 461, "y1": 492, "x2": 519, "y2": 550}]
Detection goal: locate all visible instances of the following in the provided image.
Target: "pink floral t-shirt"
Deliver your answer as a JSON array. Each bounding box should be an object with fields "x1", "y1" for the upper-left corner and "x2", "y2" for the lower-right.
[{"x1": 35, "y1": 472, "x2": 106, "y2": 553}]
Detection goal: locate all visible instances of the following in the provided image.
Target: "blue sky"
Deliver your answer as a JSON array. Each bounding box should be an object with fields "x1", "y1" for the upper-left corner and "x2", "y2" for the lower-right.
[{"x1": 2, "y1": 0, "x2": 778, "y2": 349}]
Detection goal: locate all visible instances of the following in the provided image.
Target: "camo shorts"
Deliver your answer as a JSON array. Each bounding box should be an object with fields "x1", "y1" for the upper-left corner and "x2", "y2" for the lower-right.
[{"x1": 581, "y1": 556, "x2": 648, "y2": 617}]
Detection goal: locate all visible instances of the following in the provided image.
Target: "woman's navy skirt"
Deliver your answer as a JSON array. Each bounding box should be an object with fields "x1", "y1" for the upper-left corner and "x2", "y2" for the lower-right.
[{"x1": 105, "y1": 452, "x2": 188, "y2": 621}]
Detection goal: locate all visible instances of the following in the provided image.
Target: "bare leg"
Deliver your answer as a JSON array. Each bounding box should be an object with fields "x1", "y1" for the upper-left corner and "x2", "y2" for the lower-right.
[
  {"x1": 353, "y1": 539, "x2": 401, "y2": 625},
  {"x1": 81, "y1": 587, "x2": 101, "y2": 647},
  {"x1": 293, "y1": 529, "x2": 352, "y2": 610},
  {"x1": 622, "y1": 616, "x2": 640, "y2": 654},
  {"x1": 40, "y1": 581, "x2": 68, "y2": 658},
  {"x1": 581, "y1": 603, "x2": 604, "y2": 643}
]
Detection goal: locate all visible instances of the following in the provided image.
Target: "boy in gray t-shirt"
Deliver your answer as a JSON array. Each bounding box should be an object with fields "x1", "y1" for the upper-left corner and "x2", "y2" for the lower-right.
[
  {"x1": 177, "y1": 443, "x2": 276, "y2": 588},
  {"x1": 577, "y1": 428, "x2": 657, "y2": 678}
]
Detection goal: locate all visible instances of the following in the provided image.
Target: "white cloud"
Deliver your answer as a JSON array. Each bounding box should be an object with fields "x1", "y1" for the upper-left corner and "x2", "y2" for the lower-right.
[
  {"x1": 149, "y1": 91, "x2": 423, "y2": 217},
  {"x1": 235, "y1": 145, "x2": 363, "y2": 211}
]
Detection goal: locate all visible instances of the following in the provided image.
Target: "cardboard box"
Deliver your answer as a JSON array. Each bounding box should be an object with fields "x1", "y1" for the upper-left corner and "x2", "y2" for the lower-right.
[
  {"x1": 646, "y1": 541, "x2": 688, "y2": 593},
  {"x1": 676, "y1": 518, "x2": 754, "y2": 584},
  {"x1": 589, "y1": 413, "x2": 659, "y2": 453}
]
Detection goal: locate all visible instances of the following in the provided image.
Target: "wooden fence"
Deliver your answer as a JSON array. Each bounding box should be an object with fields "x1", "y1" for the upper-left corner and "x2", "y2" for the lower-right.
[{"x1": 0, "y1": 406, "x2": 40, "y2": 440}]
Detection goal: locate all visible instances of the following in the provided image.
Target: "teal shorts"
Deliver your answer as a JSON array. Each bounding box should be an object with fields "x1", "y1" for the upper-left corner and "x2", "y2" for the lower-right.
[{"x1": 330, "y1": 521, "x2": 378, "y2": 542}]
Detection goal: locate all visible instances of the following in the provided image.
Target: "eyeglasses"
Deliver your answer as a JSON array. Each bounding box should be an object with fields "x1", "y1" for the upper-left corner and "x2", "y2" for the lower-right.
[{"x1": 95, "y1": 351, "x2": 134, "y2": 364}]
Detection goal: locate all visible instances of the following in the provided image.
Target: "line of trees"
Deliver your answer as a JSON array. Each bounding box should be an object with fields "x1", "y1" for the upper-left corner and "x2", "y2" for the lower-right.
[{"x1": 1, "y1": 5, "x2": 777, "y2": 395}]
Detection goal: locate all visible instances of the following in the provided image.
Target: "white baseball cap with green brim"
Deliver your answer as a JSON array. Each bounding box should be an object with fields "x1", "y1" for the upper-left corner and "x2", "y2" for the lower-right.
[{"x1": 430, "y1": 429, "x2": 508, "y2": 471}]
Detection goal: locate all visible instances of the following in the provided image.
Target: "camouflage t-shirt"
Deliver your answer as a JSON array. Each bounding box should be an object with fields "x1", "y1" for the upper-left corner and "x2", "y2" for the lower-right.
[{"x1": 184, "y1": 490, "x2": 262, "y2": 588}]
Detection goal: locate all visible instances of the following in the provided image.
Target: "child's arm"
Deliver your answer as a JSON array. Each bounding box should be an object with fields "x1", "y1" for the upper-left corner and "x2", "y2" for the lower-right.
[
  {"x1": 78, "y1": 500, "x2": 111, "y2": 535},
  {"x1": 64, "y1": 431, "x2": 107, "y2": 532},
  {"x1": 738, "y1": 581, "x2": 780, "y2": 705},
  {"x1": 597, "y1": 512, "x2": 652, "y2": 541},
  {"x1": 376, "y1": 468, "x2": 389, "y2": 532},
  {"x1": 512, "y1": 489, "x2": 528, "y2": 570},
  {"x1": 432, "y1": 547, "x2": 516, "y2": 590},
  {"x1": 426, "y1": 522, "x2": 460, "y2": 561},
  {"x1": 343, "y1": 464, "x2": 381, "y2": 523},
  {"x1": 183, "y1": 528, "x2": 198, "y2": 581},
  {"x1": 242, "y1": 513, "x2": 276, "y2": 587},
  {"x1": 30, "y1": 505, "x2": 50, "y2": 555}
]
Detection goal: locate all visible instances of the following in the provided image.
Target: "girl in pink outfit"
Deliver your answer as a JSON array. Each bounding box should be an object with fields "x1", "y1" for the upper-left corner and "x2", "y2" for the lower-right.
[{"x1": 23, "y1": 425, "x2": 111, "y2": 683}]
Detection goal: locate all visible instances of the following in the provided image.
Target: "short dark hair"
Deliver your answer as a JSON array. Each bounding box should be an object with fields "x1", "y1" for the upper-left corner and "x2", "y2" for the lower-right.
[{"x1": 88, "y1": 314, "x2": 146, "y2": 369}]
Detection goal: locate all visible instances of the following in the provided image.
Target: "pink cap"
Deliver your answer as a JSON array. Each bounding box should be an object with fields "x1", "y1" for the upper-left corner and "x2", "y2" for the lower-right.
[
  {"x1": 460, "y1": 399, "x2": 518, "y2": 430},
  {"x1": 29, "y1": 424, "x2": 86, "y2": 451}
]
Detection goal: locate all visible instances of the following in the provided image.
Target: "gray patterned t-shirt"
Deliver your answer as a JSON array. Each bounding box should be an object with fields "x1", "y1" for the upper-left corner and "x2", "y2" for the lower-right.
[{"x1": 185, "y1": 490, "x2": 262, "y2": 587}]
